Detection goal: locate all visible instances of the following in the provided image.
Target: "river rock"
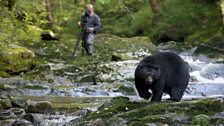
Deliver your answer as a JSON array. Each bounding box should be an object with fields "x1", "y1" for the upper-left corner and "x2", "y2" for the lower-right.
[
  {"x1": 95, "y1": 34, "x2": 158, "y2": 58},
  {"x1": 0, "y1": 90, "x2": 9, "y2": 99},
  {"x1": 0, "y1": 77, "x2": 29, "y2": 87},
  {"x1": 11, "y1": 97, "x2": 28, "y2": 109},
  {"x1": 10, "y1": 108, "x2": 26, "y2": 116},
  {"x1": 112, "y1": 53, "x2": 131, "y2": 61},
  {"x1": 27, "y1": 100, "x2": 53, "y2": 113},
  {"x1": 113, "y1": 83, "x2": 136, "y2": 95},
  {"x1": 12, "y1": 119, "x2": 33, "y2": 126},
  {"x1": 84, "y1": 118, "x2": 106, "y2": 126},
  {"x1": 41, "y1": 30, "x2": 58, "y2": 40},
  {"x1": 0, "y1": 98, "x2": 12, "y2": 109},
  {"x1": 0, "y1": 120, "x2": 15, "y2": 126},
  {"x1": 0, "y1": 44, "x2": 35, "y2": 77},
  {"x1": 0, "y1": 109, "x2": 11, "y2": 120},
  {"x1": 23, "y1": 113, "x2": 43, "y2": 125},
  {"x1": 35, "y1": 101, "x2": 53, "y2": 113},
  {"x1": 157, "y1": 41, "x2": 180, "y2": 51},
  {"x1": 27, "y1": 100, "x2": 37, "y2": 113},
  {"x1": 109, "y1": 117, "x2": 127, "y2": 126}
]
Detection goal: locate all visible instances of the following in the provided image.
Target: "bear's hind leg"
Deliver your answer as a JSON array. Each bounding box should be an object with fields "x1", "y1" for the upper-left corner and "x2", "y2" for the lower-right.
[{"x1": 169, "y1": 87, "x2": 185, "y2": 101}]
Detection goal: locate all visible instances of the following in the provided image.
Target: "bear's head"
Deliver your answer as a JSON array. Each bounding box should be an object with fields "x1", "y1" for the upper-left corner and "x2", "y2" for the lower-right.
[
  {"x1": 135, "y1": 64, "x2": 160, "y2": 100},
  {"x1": 142, "y1": 65, "x2": 160, "y2": 85}
]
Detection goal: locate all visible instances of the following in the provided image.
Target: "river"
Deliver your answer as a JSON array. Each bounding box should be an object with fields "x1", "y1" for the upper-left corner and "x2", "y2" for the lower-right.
[{"x1": 0, "y1": 49, "x2": 224, "y2": 126}]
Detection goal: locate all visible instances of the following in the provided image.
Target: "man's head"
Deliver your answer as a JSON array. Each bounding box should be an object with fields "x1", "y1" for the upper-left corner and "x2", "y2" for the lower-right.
[{"x1": 86, "y1": 4, "x2": 94, "y2": 15}]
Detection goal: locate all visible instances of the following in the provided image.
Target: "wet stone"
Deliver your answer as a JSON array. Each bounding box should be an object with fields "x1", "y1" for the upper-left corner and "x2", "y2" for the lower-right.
[
  {"x1": 35, "y1": 101, "x2": 53, "y2": 113},
  {"x1": 147, "y1": 123, "x2": 158, "y2": 126},
  {"x1": 0, "y1": 120, "x2": 15, "y2": 126},
  {"x1": 9, "y1": 108, "x2": 26, "y2": 116},
  {"x1": 114, "y1": 84, "x2": 136, "y2": 95},
  {"x1": 109, "y1": 117, "x2": 127, "y2": 126},
  {"x1": 84, "y1": 118, "x2": 106, "y2": 126},
  {"x1": 11, "y1": 97, "x2": 28, "y2": 109},
  {"x1": 4, "y1": 84, "x2": 17, "y2": 90},
  {"x1": 12, "y1": 119, "x2": 33, "y2": 126},
  {"x1": 23, "y1": 113, "x2": 43, "y2": 125},
  {"x1": 27, "y1": 100, "x2": 36, "y2": 113},
  {"x1": 0, "y1": 109, "x2": 12, "y2": 120}
]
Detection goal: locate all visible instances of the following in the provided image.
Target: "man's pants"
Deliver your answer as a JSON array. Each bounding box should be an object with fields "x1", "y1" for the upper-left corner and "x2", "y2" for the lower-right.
[{"x1": 82, "y1": 33, "x2": 95, "y2": 55}]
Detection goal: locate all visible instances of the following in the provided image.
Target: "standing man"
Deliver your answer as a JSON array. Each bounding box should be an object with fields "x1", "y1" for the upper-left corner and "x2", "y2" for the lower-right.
[{"x1": 72, "y1": 4, "x2": 101, "y2": 56}]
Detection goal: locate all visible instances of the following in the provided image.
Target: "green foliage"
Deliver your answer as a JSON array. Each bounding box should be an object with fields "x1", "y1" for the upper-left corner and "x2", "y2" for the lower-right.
[
  {"x1": 0, "y1": 0, "x2": 46, "y2": 43},
  {"x1": 97, "y1": 0, "x2": 111, "y2": 4},
  {"x1": 94, "y1": 0, "x2": 150, "y2": 36},
  {"x1": 149, "y1": 0, "x2": 222, "y2": 44}
]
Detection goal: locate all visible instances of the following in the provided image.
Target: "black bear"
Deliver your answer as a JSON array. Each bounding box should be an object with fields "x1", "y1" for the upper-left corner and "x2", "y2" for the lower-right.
[{"x1": 135, "y1": 52, "x2": 189, "y2": 101}]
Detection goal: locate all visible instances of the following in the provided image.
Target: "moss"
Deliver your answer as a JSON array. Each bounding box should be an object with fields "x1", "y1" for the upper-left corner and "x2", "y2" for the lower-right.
[
  {"x1": 115, "y1": 84, "x2": 136, "y2": 95},
  {"x1": 0, "y1": 43, "x2": 35, "y2": 77},
  {"x1": 192, "y1": 114, "x2": 210, "y2": 126},
  {"x1": 83, "y1": 96, "x2": 148, "y2": 121},
  {"x1": 79, "y1": 98, "x2": 224, "y2": 125},
  {"x1": 23, "y1": 85, "x2": 48, "y2": 90},
  {"x1": 0, "y1": 99, "x2": 12, "y2": 109},
  {"x1": 0, "y1": 71, "x2": 10, "y2": 78},
  {"x1": 52, "y1": 103, "x2": 81, "y2": 112},
  {"x1": 112, "y1": 53, "x2": 131, "y2": 61},
  {"x1": 210, "y1": 117, "x2": 224, "y2": 126},
  {"x1": 0, "y1": 84, "x2": 4, "y2": 90},
  {"x1": 185, "y1": 99, "x2": 224, "y2": 116}
]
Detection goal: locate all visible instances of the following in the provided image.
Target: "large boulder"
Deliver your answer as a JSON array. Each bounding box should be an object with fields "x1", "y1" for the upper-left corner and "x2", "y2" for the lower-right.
[
  {"x1": 95, "y1": 34, "x2": 158, "y2": 61},
  {"x1": 11, "y1": 97, "x2": 28, "y2": 109},
  {"x1": 27, "y1": 100, "x2": 53, "y2": 113},
  {"x1": 0, "y1": 44, "x2": 35, "y2": 77},
  {"x1": 193, "y1": 34, "x2": 224, "y2": 58}
]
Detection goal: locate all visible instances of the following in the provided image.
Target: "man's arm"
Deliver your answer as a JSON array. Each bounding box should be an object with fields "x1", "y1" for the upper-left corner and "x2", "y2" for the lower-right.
[{"x1": 93, "y1": 15, "x2": 101, "y2": 33}]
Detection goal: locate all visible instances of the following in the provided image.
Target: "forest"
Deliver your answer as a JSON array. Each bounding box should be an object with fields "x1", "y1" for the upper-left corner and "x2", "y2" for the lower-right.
[{"x1": 0, "y1": 0, "x2": 224, "y2": 125}]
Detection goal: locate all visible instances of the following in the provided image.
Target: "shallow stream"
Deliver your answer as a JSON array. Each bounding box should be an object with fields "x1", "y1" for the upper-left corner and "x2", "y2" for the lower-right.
[{"x1": 1, "y1": 50, "x2": 224, "y2": 126}]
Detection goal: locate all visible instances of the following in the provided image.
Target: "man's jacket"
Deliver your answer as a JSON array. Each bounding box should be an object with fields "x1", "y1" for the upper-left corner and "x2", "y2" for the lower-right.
[{"x1": 81, "y1": 12, "x2": 101, "y2": 33}]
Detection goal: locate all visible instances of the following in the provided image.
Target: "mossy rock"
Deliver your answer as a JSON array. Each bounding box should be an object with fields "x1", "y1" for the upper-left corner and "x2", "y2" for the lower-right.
[
  {"x1": 11, "y1": 97, "x2": 28, "y2": 109},
  {"x1": 111, "y1": 53, "x2": 131, "y2": 61},
  {"x1": 23, "y1": 85, "x2": 48, "y2": 90},
  {"x1": 0, "y1": 84, "x2": 4, "y2": 90},
  {"x1": 77, "y1": 98, "x2": 224, "y2": 126},
  {"x1": 0, "y1": 44, "x2": 35, "y2": 77},
  {"x1": 95, "y1": 34, "x2": 158, "y2": 55},
  {"x1": 115, "y1": 84, "x2": 136, "y2": 95},
  {"x1": 0, "y1": 98, "x2": 12, "y2": 109},
  {"x1": 35, "y1": 101, "x2": 53, "y2": 113}
]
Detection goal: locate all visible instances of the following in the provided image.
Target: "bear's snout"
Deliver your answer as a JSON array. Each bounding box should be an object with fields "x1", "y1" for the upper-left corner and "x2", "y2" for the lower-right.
[{"x1": 146, "y1": 76, "x2": 153, "y2": 84}]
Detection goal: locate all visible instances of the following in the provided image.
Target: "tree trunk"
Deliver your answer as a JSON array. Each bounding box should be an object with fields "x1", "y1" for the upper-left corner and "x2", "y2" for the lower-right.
[
  {"x1": 44, "y1": 0, "x2": 54, "y2": 28},
  {"x1": 91, "y1": 0, "x2": 97, "y2": 4},
  {"x1": 148, "y1": 0, "x2": 160, "y2": 13},
  {"x1": 7, "y1": 0, "x2": 15, "y2": 11},
  {"x1": 220, "y1": 0, "x2": 224, "y2": 24},
  {"x1": 0, "y1": 0, "x2": 15, "y2": 11}
]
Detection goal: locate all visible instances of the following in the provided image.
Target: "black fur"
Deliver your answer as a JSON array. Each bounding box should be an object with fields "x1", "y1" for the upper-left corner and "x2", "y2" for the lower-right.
[{"x1": 135, "y1": 52, "x2": 189, "y2": 101}]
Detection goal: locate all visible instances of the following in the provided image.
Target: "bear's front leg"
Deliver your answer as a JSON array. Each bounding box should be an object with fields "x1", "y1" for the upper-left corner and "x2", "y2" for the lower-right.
[
  {"x1": 150, "y1": 80, "x2": 165, "y2": 102},
  {"x1": 151, "y1": 90, "x2": 163, "y2": 101}
]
